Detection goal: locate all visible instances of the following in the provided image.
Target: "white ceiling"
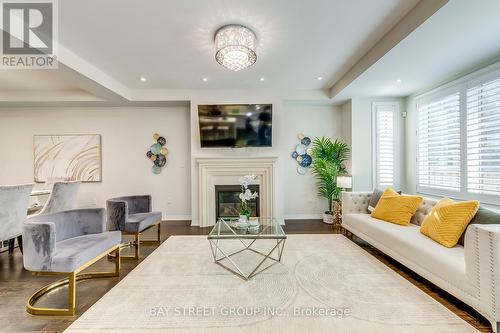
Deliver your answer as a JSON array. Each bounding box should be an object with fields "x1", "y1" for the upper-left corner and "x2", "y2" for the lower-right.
[
  {"x1": 333, "y1": 0, "x2": 500, "y2": 102},
  {"x1": 58, "y1": 0, "x2": 418, "y2": 90},
  {"x1": 0, "y1": 69, "x2": 80, "y2": 91}
]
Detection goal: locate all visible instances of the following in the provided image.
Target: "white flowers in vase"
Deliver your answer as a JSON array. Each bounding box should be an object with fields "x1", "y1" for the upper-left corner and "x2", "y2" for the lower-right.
[{"x1": 238, "y1": 174, "x2": 258, "y2": 220}]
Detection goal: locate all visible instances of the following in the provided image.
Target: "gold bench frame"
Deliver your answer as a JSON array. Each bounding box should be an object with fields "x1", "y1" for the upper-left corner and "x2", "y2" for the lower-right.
[
  {"x1": 26, "y1": 244, "x2": 120, "y2": 316},
  {"x1": 116, "y1": 220, "x2": 161, "y2": 260}
]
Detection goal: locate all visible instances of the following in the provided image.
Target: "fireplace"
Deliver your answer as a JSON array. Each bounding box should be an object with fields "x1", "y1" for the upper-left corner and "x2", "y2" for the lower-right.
[
  {"x1": 215, "y1": 185, "x2": 260, "y2": 219},
  {"x1": 195, "y1": 156, "x2": 277, "y2": 227}
]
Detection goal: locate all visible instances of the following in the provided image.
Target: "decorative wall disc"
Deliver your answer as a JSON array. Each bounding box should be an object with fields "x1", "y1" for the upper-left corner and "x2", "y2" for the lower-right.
[
  {"x1": 295, "y1": 143, "x2": 306, "y2": 155},
  {"x1": 152, "y1": 165, "x2": 161, "y2": 174},
  {"x1": 300, "y1": 154, "x2": 312, "y2": 167}
]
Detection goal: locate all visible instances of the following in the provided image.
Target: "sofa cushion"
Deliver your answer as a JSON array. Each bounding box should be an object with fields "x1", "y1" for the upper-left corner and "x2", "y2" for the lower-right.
[
  {"x1": 368, "y1": 188, "x2": 401, "y2": 212},
  {"x1": 410, "y1": 197, "x2": 437, "y2": 226},
  {"x1": 420, "y1": 198, "x2": 479, "y2": 248},
  {"x1": 458, "y1": 206, "x2": 500, "y2": 245},
  {"x1": 370, "y1": 188, "x2": 423, "y2": 226},
  {"x1": 50, "y1": 231, "x2": 121, "y2": 272},
  {"x1": 343, "y1": 213, "x2": 476, "y2": 297},
  {"x1": 125, "y1": 212, "x2": 161, "y2": 233}
]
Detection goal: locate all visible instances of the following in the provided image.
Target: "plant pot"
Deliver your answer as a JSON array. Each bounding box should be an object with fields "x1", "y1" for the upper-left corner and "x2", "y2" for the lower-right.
[
  {"x1": 332, "y1": 201, "x2": 342, "y2": 226},
  {"x1": 323, "y1": 212, "x2": 334, "y2": 224}
]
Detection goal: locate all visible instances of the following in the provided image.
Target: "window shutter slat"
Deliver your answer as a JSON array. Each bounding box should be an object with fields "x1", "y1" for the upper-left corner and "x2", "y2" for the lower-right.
[
  {"x1": 467, "y1": 77, "x2": 500, "y2": 196},
  {"x1": 418, "y1": 92, "x2": 461, "y2": 191}
]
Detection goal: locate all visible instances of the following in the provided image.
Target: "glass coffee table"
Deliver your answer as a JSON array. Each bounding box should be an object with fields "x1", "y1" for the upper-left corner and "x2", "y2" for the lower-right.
[{"x1": 207, "y1": 217, "x2": 286, "y2": 280}]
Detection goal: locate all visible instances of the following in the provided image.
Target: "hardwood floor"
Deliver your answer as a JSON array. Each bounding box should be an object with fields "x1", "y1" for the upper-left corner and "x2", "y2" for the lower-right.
[{"x1": 0, "y1": 220, "x2": 492, "y2": 332}]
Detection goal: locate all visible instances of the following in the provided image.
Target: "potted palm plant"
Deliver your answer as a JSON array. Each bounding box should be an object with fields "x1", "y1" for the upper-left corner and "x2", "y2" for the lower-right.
[{"x1": 310, "y1": 137, "x2": 350, "y2": 224}]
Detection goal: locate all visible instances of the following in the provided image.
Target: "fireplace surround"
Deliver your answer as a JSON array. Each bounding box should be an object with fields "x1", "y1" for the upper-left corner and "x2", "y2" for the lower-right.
[{"x1": 195, "y1": 156, "x2": 277, "y2": 227}]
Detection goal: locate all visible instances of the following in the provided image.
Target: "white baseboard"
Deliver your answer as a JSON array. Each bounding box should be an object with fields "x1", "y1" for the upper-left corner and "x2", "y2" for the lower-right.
[
  {"x1": 284, "y1": 214, "x2": 322, "y2": 220},
  {"x1": 163, "y1": 215, "x2": 192, "y2": 221}
]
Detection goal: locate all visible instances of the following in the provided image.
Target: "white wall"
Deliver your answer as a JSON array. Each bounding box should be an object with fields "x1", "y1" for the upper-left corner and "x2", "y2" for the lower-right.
[
  {"x1": 0, "y1": 106, "x2": 191, "y2": 219},
  {"x1": 350, "y1": 98, "x2": 374, "y2": 191},
  {"x1": 404, "y1": 95, "x2": 418, "y2": 194},
  {"x1": 281, "y1": 103, "x2": 345, "y2": 218}
]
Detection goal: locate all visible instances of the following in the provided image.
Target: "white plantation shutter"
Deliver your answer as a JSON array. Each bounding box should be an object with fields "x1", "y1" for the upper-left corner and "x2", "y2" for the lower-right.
[
  {"x1": 417, "y1": 92, "x2": 461, "y2": 192},
  {"x1": 467, "y1": 77, "x2": 500, "y2": 197},
  {"x1": 374, "y1": 102, "x2": 400, "y2": 189}
]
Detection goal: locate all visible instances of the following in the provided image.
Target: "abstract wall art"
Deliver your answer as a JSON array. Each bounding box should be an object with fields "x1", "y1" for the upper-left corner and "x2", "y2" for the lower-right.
[
  {"x1": 34, "y1": 134, "x2": 102, "y2": 182},
  {"x1": 291, "y1": 133, "x2": 313, "y2": 175},
  {"x1": 147, "y1": 133, "x2": 169, "y2": 174}
]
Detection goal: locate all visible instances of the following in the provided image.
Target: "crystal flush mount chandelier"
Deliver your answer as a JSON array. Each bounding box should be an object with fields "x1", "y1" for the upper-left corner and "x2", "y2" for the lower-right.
[{"x1": 214, "y1": 24, "x2": 257, "y2": 71}]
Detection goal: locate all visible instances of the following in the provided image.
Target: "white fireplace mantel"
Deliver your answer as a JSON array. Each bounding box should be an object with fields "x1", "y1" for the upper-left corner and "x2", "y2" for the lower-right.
[{"x1": 196, "y1": 156, "x2": 278, "y2": 227}]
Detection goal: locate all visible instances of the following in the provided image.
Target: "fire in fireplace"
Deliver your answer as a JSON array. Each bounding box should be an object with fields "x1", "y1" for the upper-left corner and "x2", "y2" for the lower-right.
[{"x1": 215, "y1": 185, "x2": 260, "y2": 219}]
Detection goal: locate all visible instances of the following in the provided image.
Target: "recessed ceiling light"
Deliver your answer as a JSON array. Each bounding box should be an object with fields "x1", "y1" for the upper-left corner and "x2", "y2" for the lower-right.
[
  {"x1": 202, "y1": 77, "x2": 208, "y2": 82},
  {"x1": 140, "y1": 77, "x2": 147, "y2": 82},
  {"x1": 317, "y1": 77, "x2": 323, "y2": 81},
  {"x1": 259, "y1": 77, "x2": 265, "y2": 81},
  {"x1": 396, "y1": 79, "x2": 402, "y2": 83}
]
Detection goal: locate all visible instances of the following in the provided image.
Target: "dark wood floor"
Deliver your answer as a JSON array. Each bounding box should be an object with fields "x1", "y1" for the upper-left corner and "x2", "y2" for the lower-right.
[{"x1": 0, "y1": 220, "x2": 492, "y2": 332}]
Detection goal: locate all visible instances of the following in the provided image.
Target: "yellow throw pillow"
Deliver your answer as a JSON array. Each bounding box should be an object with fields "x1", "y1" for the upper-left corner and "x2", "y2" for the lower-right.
[
  {"x1": 370, "y1": 188, "x2": 423, "y2": 226},
  {"x1": 420, "y1": 198, "x2": 480, "y2": 248}
]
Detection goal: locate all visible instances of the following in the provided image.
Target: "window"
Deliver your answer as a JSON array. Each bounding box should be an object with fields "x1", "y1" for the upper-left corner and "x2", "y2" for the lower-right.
[
  {"x1": 373, "y1": 102, "x2": 400, "y2": 189},
  {"x1": 416, "y1": 64, "x2": 500, "y2": 203},
  {"x1": 417, "y1": 92, "x2": 461, "y2": 192},
  {"x1": 467, "y1": 77, "x2": 500, "y2": 197}
]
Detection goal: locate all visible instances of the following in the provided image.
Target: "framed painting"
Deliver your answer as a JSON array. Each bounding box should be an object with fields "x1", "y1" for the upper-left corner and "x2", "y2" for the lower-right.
[{"x1": 33, "y1": 134, "x2": 102, "y2": 182}]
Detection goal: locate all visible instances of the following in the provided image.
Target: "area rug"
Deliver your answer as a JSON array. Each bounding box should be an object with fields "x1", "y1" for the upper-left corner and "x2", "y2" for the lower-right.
[{"x1": 65, "y1": 235, "x2": 477, "y2": 332}]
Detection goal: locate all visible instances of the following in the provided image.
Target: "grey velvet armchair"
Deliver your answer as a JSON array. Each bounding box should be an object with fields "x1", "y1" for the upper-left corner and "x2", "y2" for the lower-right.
[
  {"x1": 0, "y1": 184, "x2": 33, "y2": 254},
  {"x1": 107, "y1": 195, "x2": 162, "y2": 260},
  {"x1": 37, "y1": 181, "x2": 81, "y2": 215},
  {"x1": 23, "y1": 208, "x2": 121, "y2": 315}
]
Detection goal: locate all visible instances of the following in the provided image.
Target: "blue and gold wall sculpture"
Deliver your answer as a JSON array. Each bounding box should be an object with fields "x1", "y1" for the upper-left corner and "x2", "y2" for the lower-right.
[
  {"x1": 146, "y1": 133, "x2": 168, "y2": 174},
  {"x1": 291, "y1": 133, "x2": 313, "y2": 175}
]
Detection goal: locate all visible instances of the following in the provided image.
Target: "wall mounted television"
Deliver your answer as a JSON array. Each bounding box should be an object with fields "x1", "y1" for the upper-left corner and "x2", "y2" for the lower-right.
[{"x1": 198, "y1": 104, "x2": 272, "y2": 148}]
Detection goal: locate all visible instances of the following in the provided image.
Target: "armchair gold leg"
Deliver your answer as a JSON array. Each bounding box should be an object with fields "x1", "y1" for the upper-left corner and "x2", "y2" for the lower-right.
[
  {"x1": 109, "y1": 221, "x2": 161, "y2": 261},
  {"x1": 139, "y1": 220, "x2": 161, "y2": 245},
  {"x1": 27, "y1": 246, "x2": 120, "y2": 316}
]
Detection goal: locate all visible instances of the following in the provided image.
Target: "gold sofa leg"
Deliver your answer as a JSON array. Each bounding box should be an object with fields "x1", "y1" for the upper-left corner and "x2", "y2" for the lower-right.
[{"x1": 27, "y1": 245, "x2": 120, "y2": 316}]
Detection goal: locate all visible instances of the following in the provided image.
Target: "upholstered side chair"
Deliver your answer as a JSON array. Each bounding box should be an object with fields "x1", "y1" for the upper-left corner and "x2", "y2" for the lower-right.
[
  {"x1": 23, "y1": 208, "x2": 121, "y2": 315},
  {"x1": 107, "y1": 195, "x2": 162, "y2": 260},
  {"x1": 0, "y1": 184, "x2": 33, "y2": 254},
  {"x1": 37, "y1": 181, "x2": 81, "y2": 215}
]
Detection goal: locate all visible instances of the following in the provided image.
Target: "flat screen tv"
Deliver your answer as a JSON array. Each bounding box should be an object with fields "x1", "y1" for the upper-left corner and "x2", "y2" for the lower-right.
[{"x1": 198, "y1": 104, "x2": 272, "y2": 148}]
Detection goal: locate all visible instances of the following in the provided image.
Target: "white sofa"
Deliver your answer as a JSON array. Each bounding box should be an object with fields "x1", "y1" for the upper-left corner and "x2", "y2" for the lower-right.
[{"x1": 342, "y1": 191, "x2": 500, "y2": 333}]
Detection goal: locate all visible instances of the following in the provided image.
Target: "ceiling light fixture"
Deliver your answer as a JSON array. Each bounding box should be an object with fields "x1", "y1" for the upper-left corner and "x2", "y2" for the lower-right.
[
  {"x1": 215, "y1": 24, "x2": 257, "y2": 71},
  {"x1": 396, "y1": 79, "x2": 402, "y2": 83},
  {"x1": 202, "y1": 77, "x2": 208, "y2": 82},
  {"x1": 259, "y1": 77, "x2": 265, "y2": 81},
  {"x1": 317, "y1": 77, "x2": 323, "y2": 81},
  {"x1": 140, "y1": 77, "x2": 147, "y2": 82}
]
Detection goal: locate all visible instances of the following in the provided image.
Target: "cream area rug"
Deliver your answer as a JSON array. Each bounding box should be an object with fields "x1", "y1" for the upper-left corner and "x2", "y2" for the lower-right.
[{"x1": 65, "y1": 235, "x2": 477, "y2": 333}]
